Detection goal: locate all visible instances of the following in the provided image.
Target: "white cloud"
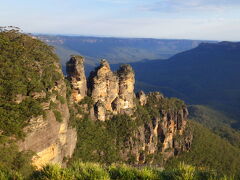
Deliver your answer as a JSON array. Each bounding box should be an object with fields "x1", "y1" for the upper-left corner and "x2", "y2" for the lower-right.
[{"x1": 138, "y1": 0, "x2": 240, "y2": 13}]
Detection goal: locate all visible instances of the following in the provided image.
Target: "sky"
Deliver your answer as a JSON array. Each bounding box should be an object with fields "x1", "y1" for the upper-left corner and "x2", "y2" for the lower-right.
[{"x1": 1, "y1": 0, "x2": 240, "y2": 41}]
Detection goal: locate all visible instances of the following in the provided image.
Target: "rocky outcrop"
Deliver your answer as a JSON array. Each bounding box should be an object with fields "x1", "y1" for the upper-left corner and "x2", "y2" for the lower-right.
[
  {"x1": 113, "y1": 64, "x2": 135, "y2": 112},
  {"x1": 120, "y1": 93, "x2": 192, "y2": 164},
  {"x1": 66, "y1": 55, "x2": 87, "y2": 102},
  {"x1": 136, "y1": 91, "x2": 147, "y2": 106},
  {"x1": 66, "y1": 57, "x2": 192, "y2": 164},
  {"x1": 19, "y1": 64, "x2": 77, "y2": 169},
  {"x1": 88, "y1": 60, "x2": 119, "y2": 112},
  {"x1": 86, "y1": 60, "x2": 135, "y2": 120}
]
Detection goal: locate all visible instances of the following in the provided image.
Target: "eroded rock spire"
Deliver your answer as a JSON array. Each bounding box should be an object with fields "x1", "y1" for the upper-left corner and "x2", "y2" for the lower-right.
[
  {"x1": 66, "y1": 55, "x2": 87, "y2": 102},
  {"x1": 87, "y1": 60, "x2": 135, "y2": 120}
]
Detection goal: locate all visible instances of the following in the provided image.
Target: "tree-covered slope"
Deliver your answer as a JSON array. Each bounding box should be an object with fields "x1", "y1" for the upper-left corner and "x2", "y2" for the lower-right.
[
  {"x1": 188, "y1": 105, "x2": 240, "y2": 148},
  {"x1": 0, "y1": 28, "x2": 65, "y2": 177},
  {"x1": 0, "y1": 29, "x2": 62, "y2": 138},
  {"x1": 166, "y1": 121, "x2": 240, "y2": 176}
]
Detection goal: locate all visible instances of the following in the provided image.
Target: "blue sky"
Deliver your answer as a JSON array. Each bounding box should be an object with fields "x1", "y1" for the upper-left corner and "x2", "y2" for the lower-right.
[{"x1": 1, "y1": 0, "x2": 240, "y2": 40}]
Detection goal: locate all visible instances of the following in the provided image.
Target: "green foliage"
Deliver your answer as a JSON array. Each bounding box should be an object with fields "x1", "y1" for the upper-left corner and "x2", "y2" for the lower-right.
[
  {"x1": 0, "y1": 136, "x2": 34, "y2": 178},
  {"x1": 49, "y1": 100, "x2": 58, "y2": 110},
  {"x1": 0, "y1": 30, "x2": 64, "y2": 179},
  {"x1": 70, "y1": 161, "x2": 110, "y2": 180},
  {"x1": 109, "y1": 164, "x2": 157, "y2": 180},
  {"x1": 29, "y1": 161, "x2": 238, "y2": 180},
  {"x1": 56, "y1": 95, "x2": 66, "y2": 104},
  {"x1": 30, "y1": 164, "x2": 74, "y2": 180},
  {"x1": 174, "y1": 162, "x2": 196, "y2": 180},
  {"x1": 0, "y1": 29, "x2": 62, "y2": 138},
  {"x1": 70, "y1": 115, "x2": 120, "y2": 164},
  {"x1": 166, "y1": 121, "x2": 240, "y2": 176},
  {"x1": 70, "y1": 95, "x2": 187, "y2": 165},
  {"x1": 0, "y1": 97, "x2": 43, "y2": 138},
  {"x1": 189, "y1": 105, "x2": 240, "y2": 148},
  {"x1": 79, "y1": 96, "x2": 94, "y2": 108},
  {"x1": 107, "y1": 114, "x2": 138, "y2": 144},
  {"x1": 0, "y1": 169, "x2": 24, "y2": 180},
  {"x1": 53, "y1": 110, "x2": 63, "y2": 122},
  {"x1": 64, "y1": 79, "x2": 72, "y2": 103}
]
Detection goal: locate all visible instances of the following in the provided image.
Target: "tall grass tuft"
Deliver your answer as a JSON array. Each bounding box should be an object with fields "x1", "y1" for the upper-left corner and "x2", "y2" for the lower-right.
[
  {"x1": 30, "y1": 164, "x2": 74, "y2": 180},
  {"x1": 70, "y1": 161, "x2": 110, "y2": 180},
  {"x1": 108, "y1": 164, "x2": 158, "y2": 180}
]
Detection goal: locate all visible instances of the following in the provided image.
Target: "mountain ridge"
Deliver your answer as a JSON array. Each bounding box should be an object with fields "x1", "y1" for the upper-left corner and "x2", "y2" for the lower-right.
[{"x1": 124, "y1": 41, "x2": 240, "y2": 129}]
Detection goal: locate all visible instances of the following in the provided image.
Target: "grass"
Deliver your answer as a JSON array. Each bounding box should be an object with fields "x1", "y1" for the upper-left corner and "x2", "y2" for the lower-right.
[{"x1": 27, "y1": 162, "x2": 238, "y2": 180}]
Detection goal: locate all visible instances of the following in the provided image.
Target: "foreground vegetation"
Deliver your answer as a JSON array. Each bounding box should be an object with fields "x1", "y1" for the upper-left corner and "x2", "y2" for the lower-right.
[{"x1": 0, "y1": 161, "x2": 237, "y2": 180}]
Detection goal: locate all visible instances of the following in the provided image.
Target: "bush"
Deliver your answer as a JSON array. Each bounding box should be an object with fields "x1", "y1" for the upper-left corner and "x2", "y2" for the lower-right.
[
  {"x1": 174, "y1": 162, "x2": 196, "y2": 180},
  {"x1": 0, "y1": 169, "x2": 24, "y2": 180},
  {"x1": 108, "y1": 164, "x2": 158, "y2": 180},
  {"x1": 108, "y1": 164, "x2": 137, "y2": 180},
  {"x1": 28, "y1": 162, "x2": 237, "y2": 180},
  {"x1": 31, "y1": 164, "x2": 74, "y2": 180},
  {"x1": 57, "y1": 95, "x2": 66, "y2": 104},
  {"x1": 70, "y1": 161, "x2": 110, "y2": 180},
  {"x1": 53, "y1": 110, "x2": 63, "y2": 122}
]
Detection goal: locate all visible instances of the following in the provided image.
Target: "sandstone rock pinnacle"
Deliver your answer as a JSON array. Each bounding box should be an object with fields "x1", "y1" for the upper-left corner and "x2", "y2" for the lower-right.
[
  {"x1": 88, "y1": 60, "x2": 135, "y2": 120},
  {"x1": 136, "y1": 91, "x2": 147, "y2": 106},
  {"x1": 66, "y1": 55, "x2": 87, "y2": 102}
]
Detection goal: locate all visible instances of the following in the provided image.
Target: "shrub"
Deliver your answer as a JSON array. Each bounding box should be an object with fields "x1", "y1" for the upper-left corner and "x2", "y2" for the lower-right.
[
  {"x1": 70, "y1": 161, "x2": 110, "y2": 180},
  {"x1": 136, "y1": 168, "x2": 158, "y2": 180},
  {"x1": 31, "y1": 164, "x2": 74, "y2": 180},
  {"x1": 0, "y1": 169, "x2": 24, "y2": 180},
  {"x1": 57, "y1": 95, "x2": 66, "y2": 104},
  {"x1": 108, "y1": 164, "x2": 137, "y2": 180},
  {"x1": 53, "y1": 110, "x2": 63, "y2": 122},
  {"x1": 174, "y1": 162, "x2": 196, "y2": 180}
]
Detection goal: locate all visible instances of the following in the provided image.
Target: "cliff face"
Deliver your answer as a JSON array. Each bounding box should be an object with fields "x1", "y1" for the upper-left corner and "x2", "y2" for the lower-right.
[
  {"x1": 18, "y1": 64, "x2": 77, "y2": 169},
  {"x1": 120, "y1": 92, "x2": 192, "y2": 163},
  {"x1": 67, "y1": 58, "x2": 192, "y2": 164},
  {"x1": 0, "y1": 30, "x2": 78, "y2": 169}
]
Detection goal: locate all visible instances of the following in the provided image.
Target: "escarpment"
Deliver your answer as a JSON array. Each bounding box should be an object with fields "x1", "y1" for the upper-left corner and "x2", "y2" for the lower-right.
[
  {"x1": 18, "y1": 70, "x2": 77, "y2": 168},
  {"x1": 0, "y1": 29, "x2": 191, "y2": 170},
  {"x1": 67, "y1": 58, "x2": 192, "y2": 164},
  {"x1": 0, "y1": 30, "x2": 77, "y2": 169}
]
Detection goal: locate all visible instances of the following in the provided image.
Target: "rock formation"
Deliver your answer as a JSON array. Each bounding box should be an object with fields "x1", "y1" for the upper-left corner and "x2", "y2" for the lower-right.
[
  {"x1": 113, "y1": 64, "x2": 135, "y2": 112},
  {"x1": 86, "y1": 60, "x2": 135, "y2": 120},
  {"x1": 121, "y1": 92, "x2": 192, "y2": 163},
  {"x1": 67, "y1": 58, "x2": 192, "y2": 163},
  {"x1": 66, "y1": 55, "x2": 87, "y2": 102},
  {"x1": 17, "y1": 55, "x2": 191, "y2": 168},
  {"x1": 136, "y1": 90, "x2": 147, "y2": 106},
  {"x1": 1, "y1": 30, "x2": 191, "y2": 170},
  {"x1": 19, "y1": 64, "x2": 77, "y2": 168}
]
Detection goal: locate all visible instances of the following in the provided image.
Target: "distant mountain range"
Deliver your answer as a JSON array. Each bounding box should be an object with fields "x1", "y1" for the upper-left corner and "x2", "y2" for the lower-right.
[
  {"x1": 37, "y1": 35, "x2": 214, "y2": 66},
  {"x1": 126, "y1": 41, "x2": 240, "y2": 128},
  {"x1": 40, "y1": 34, "x2": 240, "y2": 127}
]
